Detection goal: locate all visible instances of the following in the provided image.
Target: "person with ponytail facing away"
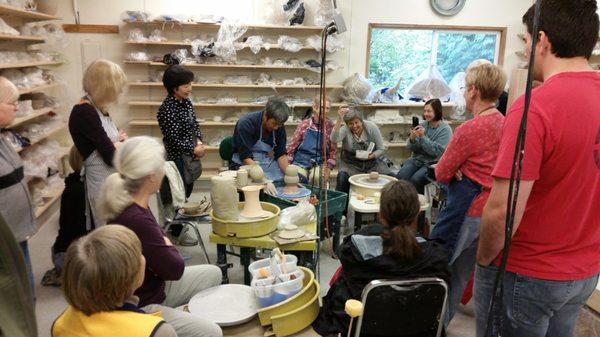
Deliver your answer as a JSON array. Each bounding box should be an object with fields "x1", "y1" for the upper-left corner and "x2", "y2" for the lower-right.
[
  {"x1": 52, "y1": 225, "x2": 177, "y2": 337},
  {"x1": 99, "y1": 136, "x2": 223, "y2": 337},
  {"x1": 312, "y1": 180, "x2": 450, "y2": 336}
]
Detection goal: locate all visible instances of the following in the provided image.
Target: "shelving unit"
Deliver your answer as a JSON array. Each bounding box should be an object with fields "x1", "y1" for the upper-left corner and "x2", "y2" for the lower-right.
[
  {"x1": 0, "y1": 4, "x2": 67, "y2": 220},
  {"x1": 124, "y1": 60, "x2": 325, "y2": 71},
  {"x1": 17, "y1": 82, "x2": 58, "y2": 95},
  {"x1": 16, "y1": 124, "x2": 66, "y2": 153},
  {"x1": 34, "y1": 185, "x2": 65, "y2": 218},
  {"x1": 7, "y1": 107, "x2": 53, "y2": 128},
  {"x1": 0, "y1": 4, "x2": 60, "y2": 21},
  {"x1": 0, "y1": 33, "x2": 44, "y2": 42},
  {"x1": 128, "y1": 82, "x2": 343, "y2": 89},
  {"x1": 127, "y1": 20, "x2": 324, "y2": 32}
]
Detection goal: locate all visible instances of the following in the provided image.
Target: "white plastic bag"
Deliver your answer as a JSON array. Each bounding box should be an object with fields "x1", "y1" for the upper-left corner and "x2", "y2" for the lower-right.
[
  {"x1": 121, "y1": 11, "x2": 152, "y2": 23},
  {"x1": 406, "y1": 65, "x2": 452, "y2": 99},
  {"x1": 128, "y1": 28, "x2": 146, "y2": 42},
  {"x1": 277, "y1": 200, "x2": 317, "y2": 229},
  {"x1": 315, "y1": 0, "x2": 335, "y2": 26},
  {"x1": 278, "y1": 35, "x2": 302, "y2": 52},
  {"x1": 214, "y1": 20, "x2": 248, "y2": 62},
  {"x1": 448, "y1": 72, "x2": 466, "y2": 119},
  {"x1": 341, "y1": 73, "x2": 373, "y2": 104},
  {"x1": 148, "y1": 29, "x2": 166, "y2": 42},
  {"x1": 0, "y1": 18, "x2": 19, "y2": 36},
  {"x1": 245, "y1": 36, "x2": 264, "y2": 54}
]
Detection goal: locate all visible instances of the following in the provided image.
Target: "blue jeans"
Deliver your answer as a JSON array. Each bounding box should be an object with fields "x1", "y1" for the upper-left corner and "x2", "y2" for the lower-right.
[
  {"x1": 20, "y1": 241, "x2": 35, "y2": 298},
  {"x1": 474, "y1": 264, "x2": 599, "y2": 337},
  {"x1": 445, "y1": 216, "x2": 480, "y2": 326},
  {"x1": 396, "y1": 158, "x2": 429, "y2": 194},
  {"x1": 430, "y1": 177, "x2": 481, "y2": 258}
]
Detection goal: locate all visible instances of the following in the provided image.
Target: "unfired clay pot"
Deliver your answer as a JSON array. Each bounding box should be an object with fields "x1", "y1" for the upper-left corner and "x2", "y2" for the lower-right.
[
  {"x1": 240, "y1": 185, "x2": 271, "y2": 218},
  {"x1": 369, "y1": 171, "x2": 380, "y2": 182},
  {"x1": 211, "y1": 175, "x2": 239, "y2": 221}
]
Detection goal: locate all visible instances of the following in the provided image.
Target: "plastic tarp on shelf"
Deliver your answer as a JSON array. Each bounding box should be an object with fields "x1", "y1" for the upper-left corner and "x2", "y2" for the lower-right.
[
  {"x1": 406, "y1": 65, "x2": 452, "y2": 99},
  {"x1": 214, "y1": 20, "x2": 248, "y2": 62}
]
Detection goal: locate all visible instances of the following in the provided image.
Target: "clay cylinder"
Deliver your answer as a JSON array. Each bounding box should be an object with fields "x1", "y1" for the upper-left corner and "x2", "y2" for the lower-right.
[
  {"x1": 211, "y1": 175, "x2": 239, "y2": 221},
  {"x1": 237, "y1": 169, "x2": 248, "y2": 187}
]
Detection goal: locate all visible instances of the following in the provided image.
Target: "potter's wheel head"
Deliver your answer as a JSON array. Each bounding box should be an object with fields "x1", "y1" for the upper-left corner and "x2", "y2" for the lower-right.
[
  {"x1": 275, "y1": 186, "x2": 311, "y2": 199},
  {"x1": 349, "y1": 173, "x2": 397, "y2": 188},
  {"x1": 239, "y1": 210, "x2": 273, "y2": 220}
]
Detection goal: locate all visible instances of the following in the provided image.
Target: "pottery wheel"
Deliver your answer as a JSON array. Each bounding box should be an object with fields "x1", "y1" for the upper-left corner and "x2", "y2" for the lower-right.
[
  {"x1": 188, "y1": 284, "x2": 257, "y2": 326},
  {"x1": 275, "y1": 186, "x2": 312, "y2": 199},
  {"x1": 356, "y1": 177, "x2": 392, "y2": 186},
  {"x1": 239, "y1": 210, "x2": 273, "y2": 220}
]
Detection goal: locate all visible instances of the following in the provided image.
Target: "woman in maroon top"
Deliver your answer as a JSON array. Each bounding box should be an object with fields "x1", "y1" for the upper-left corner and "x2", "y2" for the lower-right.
[{"x1": 99, "y1": 136, "x2": 223, "y2": 337}]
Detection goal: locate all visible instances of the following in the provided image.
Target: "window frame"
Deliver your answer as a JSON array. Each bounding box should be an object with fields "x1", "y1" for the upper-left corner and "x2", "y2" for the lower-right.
[{"x1": 365, "y1": 23, "x2": 507, "y2": 81}]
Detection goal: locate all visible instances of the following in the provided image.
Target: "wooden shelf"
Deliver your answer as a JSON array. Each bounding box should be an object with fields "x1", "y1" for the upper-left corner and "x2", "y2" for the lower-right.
[
  {"x1": 18, "y1": 82, "x2": 58, "y2": 95},
  {"x1": 7, "y1": 107, "x2": 53, "y2": 128},
  {"x1": 35, "y1": 185, "x2": 64, "y2": 218},
  {"x1": 125, "y1": 40, "x2": 316, "y2": 51},
  {"x1": 0, "y1": 4, "x2": 60, "y2": 21},
  {"x1": 0, "y1": 61, "x2": 62, "y2": 70},
  {"x1": 128, "y1": 82, "x2": 342, "y2": 89},
  {"x1": 126, "y1": 21, "x2": 324, "y2": 32},
  {"x1": 359, "y1": 103, "x2": 456, "y2": 108},
  {"x1": 0, "y1": 33, "x2": 44, "y2": 42},
  {"x1": 124, "y1": 60, "x2": 323, "y2": 71},
  {"x1": 16, "y1": 123, "x2": 65, "y2": 153},
  {"x1": 128, "y1": 101, "x2": 343, "y2": 108}
]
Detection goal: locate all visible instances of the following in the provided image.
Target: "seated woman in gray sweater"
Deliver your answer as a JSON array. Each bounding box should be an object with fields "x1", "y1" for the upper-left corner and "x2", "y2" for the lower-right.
[
  {"x1": 397, "y1": 98, "x2": 452, "y2": 193},
  {"x1": 331, "y1": 108, "x2": 388, "y2": 212}
]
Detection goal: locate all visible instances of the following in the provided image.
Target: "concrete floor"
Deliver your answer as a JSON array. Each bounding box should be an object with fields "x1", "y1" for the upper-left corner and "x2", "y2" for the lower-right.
[{"x1": 29, "y1": 192, "x2": 475, "y2": 337}]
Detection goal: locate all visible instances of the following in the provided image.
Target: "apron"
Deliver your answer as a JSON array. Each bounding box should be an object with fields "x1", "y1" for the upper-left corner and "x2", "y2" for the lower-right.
[
  {"x1": 83, "y1": 98, "x2": 119, "y2": 229},
  {"x1": 232, "y1": 122, "x2": 284, "y2": 181},
  {"x1": 292, "y1": 128, "x2": 323, "y2": 169},
  {"x1": 341, "y1": 131, "x2": 377, "y2": 175}
]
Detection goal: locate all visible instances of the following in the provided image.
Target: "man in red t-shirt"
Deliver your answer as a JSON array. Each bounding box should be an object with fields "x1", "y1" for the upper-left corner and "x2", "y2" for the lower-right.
[{"x1": 475, "y1": 1, "x2": 600, "y2": 337}]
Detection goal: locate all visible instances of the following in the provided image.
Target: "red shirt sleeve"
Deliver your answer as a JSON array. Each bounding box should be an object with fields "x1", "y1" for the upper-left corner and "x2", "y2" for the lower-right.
[
  {"x1": 435, "y1": 125, "x2": 470, "y2": 183},
  {"x1": 492, "y1": 98, "x2": 550, "y2": 181}
]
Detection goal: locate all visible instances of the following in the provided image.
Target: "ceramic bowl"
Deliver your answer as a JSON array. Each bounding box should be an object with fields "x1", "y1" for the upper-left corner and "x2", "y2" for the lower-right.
[{"x1": 182, "y1": 201, "x2": 202, "y2": 214}]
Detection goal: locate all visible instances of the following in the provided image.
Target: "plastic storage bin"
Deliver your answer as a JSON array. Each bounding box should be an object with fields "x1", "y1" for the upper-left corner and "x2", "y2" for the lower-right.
[
  {"x1": 248, "y1": 254, "x2": 298, "y2": 280},
  {"x1": 251, "y1": 269, "x2": 304, "y2": 308}
]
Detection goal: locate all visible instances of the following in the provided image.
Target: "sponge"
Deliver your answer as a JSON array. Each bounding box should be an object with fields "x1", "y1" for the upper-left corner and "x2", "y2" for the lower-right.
[{"x1": 344, "y1": 299, "x2": 364, "y2": 317}]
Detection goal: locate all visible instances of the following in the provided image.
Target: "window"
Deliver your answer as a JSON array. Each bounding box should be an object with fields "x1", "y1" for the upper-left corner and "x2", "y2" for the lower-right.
[{"x1": 366, "y1": 24, "x2": 506, "y2": 94}]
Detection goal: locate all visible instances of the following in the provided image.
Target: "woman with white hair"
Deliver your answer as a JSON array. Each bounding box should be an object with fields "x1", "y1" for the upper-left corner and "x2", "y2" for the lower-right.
[
  {"x1": 69, "y1": 59, "x2": 128, "y2": 229},
  {"x1": 332, "y1": 107, "x2": 388, "y2": 213},
  {"x1": 0, "y1": 76, "x2": 36, "y2": 296},
  {"x1": 99, "y1": 136, "x2": 223, "y2": 337}
]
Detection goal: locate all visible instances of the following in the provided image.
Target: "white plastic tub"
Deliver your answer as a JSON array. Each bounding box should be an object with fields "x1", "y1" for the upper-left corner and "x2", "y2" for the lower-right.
[
  {"x1": 248, "y1": 254, "x2": 298, "y2": 279},
  {"x1": 251, "y1": 269, "x2": 304, "y2": 308}
]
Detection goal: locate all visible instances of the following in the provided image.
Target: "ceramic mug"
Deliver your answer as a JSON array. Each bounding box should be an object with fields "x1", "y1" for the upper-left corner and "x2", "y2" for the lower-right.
[{"x1": 237, "y1": 169, "x2": 248, "y2": 187}]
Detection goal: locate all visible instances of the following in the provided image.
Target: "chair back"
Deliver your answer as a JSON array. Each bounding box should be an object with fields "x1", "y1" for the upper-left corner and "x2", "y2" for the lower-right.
[{"x1": 354, "y1": 277, "x2": 448, "y2": 337}]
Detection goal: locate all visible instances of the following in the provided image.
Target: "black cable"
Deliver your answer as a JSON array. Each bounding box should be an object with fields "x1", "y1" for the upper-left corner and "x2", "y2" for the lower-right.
[{"x1": 483, "y1": 0, "x2": 541, "y2": 335}]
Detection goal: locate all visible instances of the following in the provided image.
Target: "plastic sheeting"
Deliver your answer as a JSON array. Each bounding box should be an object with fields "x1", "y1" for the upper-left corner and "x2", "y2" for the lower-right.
[
  {"x1": 341, "y1": 73, "x2": 373, "y2": 104},
  {"x1": 406, "y1": 65, "x2": 452, "y2": 99},
  {"x1": 214, "y1": 20, "x2": 248, "y2": 62}
]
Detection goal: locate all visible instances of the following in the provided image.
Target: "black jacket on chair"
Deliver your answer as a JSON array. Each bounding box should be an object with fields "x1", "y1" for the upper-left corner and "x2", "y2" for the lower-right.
[{"x1": 312, "y1": 224, "x2": 450, "y2": 336}]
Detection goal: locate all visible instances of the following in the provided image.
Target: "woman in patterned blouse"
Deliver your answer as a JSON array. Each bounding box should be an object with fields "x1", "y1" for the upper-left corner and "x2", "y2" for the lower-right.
[{"x1": 157, "y1": 65, "x2": 205, "y2": 197}]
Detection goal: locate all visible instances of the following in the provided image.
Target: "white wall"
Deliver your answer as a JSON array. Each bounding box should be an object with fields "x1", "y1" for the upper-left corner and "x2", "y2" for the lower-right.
[{"x1": 51, "y1": 0, "x2": 531, "y2": 138}]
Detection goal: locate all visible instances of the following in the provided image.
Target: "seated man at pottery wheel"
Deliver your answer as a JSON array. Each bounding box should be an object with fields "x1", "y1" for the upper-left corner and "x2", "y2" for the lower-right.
[
  {"x1": 287, "y1": 95, "x2": 338, "y2": 184},
  {"x1": 230, "y1": 96, "x2": 292, "y2": 183}
]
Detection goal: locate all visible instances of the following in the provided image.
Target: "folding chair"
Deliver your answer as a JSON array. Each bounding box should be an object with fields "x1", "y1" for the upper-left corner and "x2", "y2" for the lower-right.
[
  {"x1": 354, "y1": 277, "x2": 448, "y2": 337},
  {"x1": 157, "y1": 163, "x2": 211, "y2": 263}
]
